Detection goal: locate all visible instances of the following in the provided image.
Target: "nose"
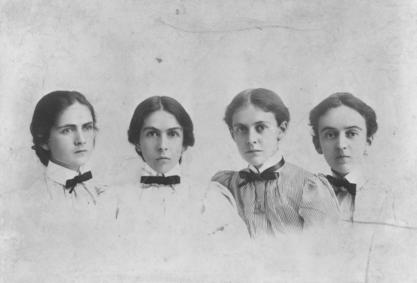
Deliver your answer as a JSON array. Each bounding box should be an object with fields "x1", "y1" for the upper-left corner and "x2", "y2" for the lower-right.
[
  {"x1": 74, "y1": 129, "x2": 86, "y2": 145},
  {"x1": 247, "y1": 128, "x2": 259, "y2": 145},
  {"x1": 158, "y1": 134, "x2": 168, "y2": 152},
  {"x1": 336, "y1": 134, "x2": 348, "y2": 150}
]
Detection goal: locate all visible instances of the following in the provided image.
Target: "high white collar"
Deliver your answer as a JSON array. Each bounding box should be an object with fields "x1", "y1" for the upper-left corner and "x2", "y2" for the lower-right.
[
  {"x1": 141, "y1": 162, "x2": 182, "y2": 177},
  {"x1": 45, "y1": 161, "x2": 92, "y2": 186},
  {"x1": 248, "y1": 150, "x2": 284, "y2": 173},
  {"x1": 331, "y1": 167, "x2": 366, "y2": 189}
]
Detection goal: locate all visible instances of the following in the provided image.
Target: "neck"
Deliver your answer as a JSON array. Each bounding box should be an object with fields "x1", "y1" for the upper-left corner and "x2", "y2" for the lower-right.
[
  {"x1": 49, "y1": 159, "x2": 80, "y2": 172},
  {"x1": 331, "y1": 169, "x2": 348, "y2": 178}
]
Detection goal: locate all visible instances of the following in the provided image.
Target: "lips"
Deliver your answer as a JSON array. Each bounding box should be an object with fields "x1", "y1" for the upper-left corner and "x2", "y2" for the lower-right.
[
  {"x1": 335, "y1": 155, "x2": 351, "y2": 163},
  {"x1": 246, "y1": 149, "x2": 262, "y2": 154},
  {"x1": 74, "y1": 149, "x2": 88, "y2": 154},
  {"x1": 336, "y1": 155, "x2": 350, "y2": 159},
  {"x1": 156, "y1": 157, "x2": 170, "y2": 161}
]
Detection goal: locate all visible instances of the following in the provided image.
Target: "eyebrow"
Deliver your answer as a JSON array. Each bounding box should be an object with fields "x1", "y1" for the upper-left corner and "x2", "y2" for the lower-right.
[
  {"x1": 55, "y1": 121, "x2": 94, "y2": 129},
  {"x1": 320, "y1": 126, "x2": 364, "y2": 133},
  {"x1": 233, "y1": 121, "x2": 272, "y2": 127},
  {"x1": 142, "y1": 126, "x2": 183, "y2": 131}
]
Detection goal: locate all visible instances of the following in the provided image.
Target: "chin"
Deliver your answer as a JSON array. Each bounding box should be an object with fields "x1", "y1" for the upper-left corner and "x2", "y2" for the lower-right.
[
  {"x1": 333, "y1": 166, "x2": 350, "y2": 176},
  {"x1": 247, "y1": 158, "x2": 263, "y2": 168},
  {"x1": 156, "y1": 165, "x2": 173, "y2": 174}
]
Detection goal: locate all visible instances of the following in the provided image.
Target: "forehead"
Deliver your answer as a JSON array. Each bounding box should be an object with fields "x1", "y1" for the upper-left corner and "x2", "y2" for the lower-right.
[
  {"x1": 143, "y1": 110, "x2": 181, "y2": 129},
  {"x1": 56, "y1": 102, "x2": 93, "y2": 126},
  {"x1": 232, "y1": 105, "x2": 276, "y2": 125},
  {"x1": 318, "y1": 105, "x2": 366, "y2": 131}
]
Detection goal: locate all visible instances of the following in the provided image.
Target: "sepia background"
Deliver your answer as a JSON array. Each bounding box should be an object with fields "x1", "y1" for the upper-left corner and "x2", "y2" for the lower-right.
[{"x1": 1, "y1": 0, "x2": 417, "y2": 281}]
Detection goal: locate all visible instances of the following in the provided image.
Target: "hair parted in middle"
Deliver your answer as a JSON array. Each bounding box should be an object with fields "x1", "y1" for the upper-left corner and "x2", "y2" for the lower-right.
[
  {"x1": 224, "y1": 88, "x2": 290, "y2": 131},
  {"x1": 127, "y1": 96, "x2": 195, "y2": 158}
]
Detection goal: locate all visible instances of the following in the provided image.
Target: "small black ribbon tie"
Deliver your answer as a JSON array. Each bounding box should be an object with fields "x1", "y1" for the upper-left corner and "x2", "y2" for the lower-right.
[
  {"x1": 140, "y1": 175, "x2": 181, "y2": 185},
  {"x1": 65, "y1": 171, "x2": 93, "y2": 194},
  {"x1": 326, "y1": 175, "x2": 357, "y2": 197},
  {"x1": 238, "y1": 158, "x2": 285, "y2": 215},
  {"x1": 238, "y1": 158, "x2": 285, "y2": 186}
]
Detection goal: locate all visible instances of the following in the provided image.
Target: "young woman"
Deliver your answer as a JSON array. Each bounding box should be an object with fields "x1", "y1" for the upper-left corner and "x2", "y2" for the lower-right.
[
  {"x1": 205, "y1": 88, "x2": 338, "y2": 238},
  {"x1": 29, "y1": 90, "x2": 104, "y2": 207},
  {"x1": 309, "y1": 92, "x2": 394, "y2": 223},
  {"x1": 115, "y1": 96, "x2": 202, "y2": 239},
  {"x1": 4, "y1": 90, "x2": 108, "y2": 281}
]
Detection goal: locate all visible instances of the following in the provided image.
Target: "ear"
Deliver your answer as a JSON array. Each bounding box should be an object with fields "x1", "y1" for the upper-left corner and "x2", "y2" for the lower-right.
[
  {"x1": 41, "y1": 143, "x2": 50, "y2": 151},
  {"x1": 277, "y1": 121, "x2": 288, "y2": 140},
  {"x1": 366, "y1": 136, "x2": 373, "y2": 146},
  {"x1": 312, "y1": 136, "x2": 323, "y2": 154},
  {"x1": 229, "y1": 128, "x2": 236, "y2": 140},
  {"x1": 135, "y1": 143, "x2": 141, "y2": 153}
]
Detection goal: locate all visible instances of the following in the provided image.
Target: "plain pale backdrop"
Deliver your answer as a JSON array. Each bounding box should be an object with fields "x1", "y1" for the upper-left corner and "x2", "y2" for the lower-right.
[
  {"x1": 1, "y1": 0, "x2": 417, "y2": 193},
  {"x1": 1, "y1": 0, "x2": 417, "y2": 280}
]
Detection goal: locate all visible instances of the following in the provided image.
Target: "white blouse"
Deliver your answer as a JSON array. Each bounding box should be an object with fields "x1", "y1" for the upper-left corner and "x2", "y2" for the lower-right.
[{"x1": 114, "y1": 162, "x2": 204, "y2": 237}]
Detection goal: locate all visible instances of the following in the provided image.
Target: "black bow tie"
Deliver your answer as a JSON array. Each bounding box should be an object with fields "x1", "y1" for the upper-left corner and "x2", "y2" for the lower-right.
[
  {"x1": 326, "y1": 175, "x2": 357, "y2": 197},
  {"x1": 140, "y1": 175, "x2": 181, "y2": 185},
  {"x1": 65, "y1": 171, "x2": 93, "y2": 194},
  {"x1": 239, "y1": 158, "x2": 285, "y2": 185}
]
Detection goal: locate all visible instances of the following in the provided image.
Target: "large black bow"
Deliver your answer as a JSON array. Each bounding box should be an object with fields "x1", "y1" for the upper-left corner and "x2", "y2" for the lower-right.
[
  {"x1": 326, "y1": 175, "x2": 357, "y2": 197},
  {"x1": 238, "y1": 158, "x2": 285, "y2": 186},
  {"x1": 65, "y1": 171, "x2": 93, "y2": 194},
  {"x1": 140, "y1": 175, "x2": 181, "y2": 185}
]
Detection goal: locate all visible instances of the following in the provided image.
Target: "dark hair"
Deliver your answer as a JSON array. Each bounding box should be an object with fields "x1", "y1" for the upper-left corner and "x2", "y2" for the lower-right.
[
  {"x1": 30, "y1": 90, "x2": 97, "y2": 166},
  {"x1": 127, "y1": 96, "x2": 195, "y2": 158},
  {"x1": 224, "y1": 88, "x2": 290, "y2": 129},
  {"x1": 309, "y1": 92, "x2": 378, "y2": 152}
]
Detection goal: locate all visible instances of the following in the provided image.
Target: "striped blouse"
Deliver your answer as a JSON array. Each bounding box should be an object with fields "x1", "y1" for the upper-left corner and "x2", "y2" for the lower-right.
[{"x1": 210, "y1": 161, "x2": 339, "y2": 238}]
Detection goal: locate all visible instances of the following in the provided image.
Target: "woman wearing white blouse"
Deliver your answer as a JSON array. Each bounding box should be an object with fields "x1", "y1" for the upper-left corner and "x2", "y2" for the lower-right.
[
  {"x1": 114, "y1": 96, "x2": 203, "y2": 243},
  {"x1": 2, "y1": 91, "x2": 108, "y2": 282},
  {"x1": 28, "y1": 90, "x2": 104, "y2": 209}
]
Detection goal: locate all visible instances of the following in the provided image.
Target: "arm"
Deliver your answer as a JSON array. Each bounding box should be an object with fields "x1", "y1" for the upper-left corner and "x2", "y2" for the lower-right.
[{"x1": 299, "y1": 174, "x2": 340, "y2": 230}]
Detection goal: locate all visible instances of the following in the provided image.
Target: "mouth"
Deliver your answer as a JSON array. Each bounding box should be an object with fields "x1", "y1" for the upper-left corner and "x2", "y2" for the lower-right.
[
  {"x1": 74, "y1": 149, "x2": 88, "y2": 154},
  {"x1": 336, "y1": 155, "x2": 351, "y2": 160},
  {"x1": 156, "y1": 157, "x2": 170, "y2": 161},
  {"x1": 246, "y1": 150, "x2": 262, "y2": 154}
]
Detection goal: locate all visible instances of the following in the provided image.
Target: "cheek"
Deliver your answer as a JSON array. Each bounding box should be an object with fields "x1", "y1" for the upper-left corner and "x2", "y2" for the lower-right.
[
  {"x1": 263, "y1": 132, "x2": 279, "y2": 146},
  {"x1": 174, "y1": 139, "x2": 184, "y2": 153},
  {"x1": 354, "y1": 141, "x2": 368, "y2": 155},
  {"x1": 49, "y1": 137, "x2": 66, "y2": 152},
  {"x1": 48, "y1": 139, "x2": 70, "y2": 160},
  {"x1": 320, "y1": 141, "x2": 334, "y2": 156},
  {"x1": 235, "y1": 139, "x2": 246, "y2": 151}
]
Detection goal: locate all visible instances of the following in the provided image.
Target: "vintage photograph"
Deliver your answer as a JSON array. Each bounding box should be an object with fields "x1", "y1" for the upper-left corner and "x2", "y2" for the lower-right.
[{"x1": 1, "y1": 1, "x2": 417, "y2": 282}]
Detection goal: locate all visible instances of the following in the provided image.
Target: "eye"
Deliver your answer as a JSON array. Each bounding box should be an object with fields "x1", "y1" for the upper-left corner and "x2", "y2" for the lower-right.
[
  {"x1": 145, "y1": 130, "x2": 159, "y2": 137},
  {"x1": 346, "y1": 130, "x2": 359, "y2": 138},
  {"x1": 167, "y1": 129, "x2": 181, "y2": 137},
  {"x1": 60, "y1": 128, "x2": 72, "y2": 135},
  {"x1": 255, "y1": 124, "x2": 267, "y2": 133},
  {"x1": 233, "y1": 125, "x2": 248, "y2": 135},
  {"x1": 83, "y1": 124, "x2": 94, "y2": 131},
  {"x1": 324, "y1": 131, "x2": 337, "y2": 139}
]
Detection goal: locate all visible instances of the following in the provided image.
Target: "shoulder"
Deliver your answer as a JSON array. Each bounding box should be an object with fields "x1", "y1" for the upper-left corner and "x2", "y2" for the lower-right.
[
  {"x1": 211, "y1": 170, "x2": 238, "y2": 187},
  {"x1": 314, "y1": 173, "x2": 332, "y2": 187},
  {"x1": 22, "y1": 176, "x2": 49, "y2": 202},
  {"x1": 302, "y1": 173, "x2": 338, "y2": 201},
  {"x1": 280, "y1": 162, "x2": 314, "y2": 184},
  {"x1": 282, "y1": 162, "x2": 313, "y2": 176},
  {"x1": 363, "y1": 178, "x2": 391, "y2": 194}
]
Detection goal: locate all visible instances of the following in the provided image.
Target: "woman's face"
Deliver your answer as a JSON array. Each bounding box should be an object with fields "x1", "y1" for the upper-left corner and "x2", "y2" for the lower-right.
[
  {"x1": 317, "y1": 105, "x2": 370, "y2": 176},
  {"x1": 231, "y1": 104, "x2": 286, "y2": 168},
  {"x1": 42, "y1": 102, "x2": 96, "y2": 171},
  {"x1": 137, "y1": 110, "x2": 185, "y2": 174}
]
